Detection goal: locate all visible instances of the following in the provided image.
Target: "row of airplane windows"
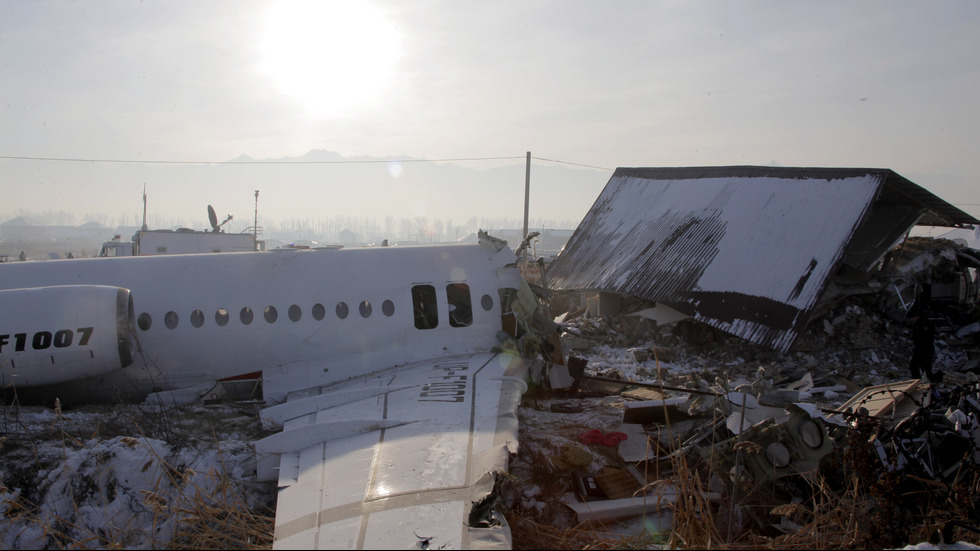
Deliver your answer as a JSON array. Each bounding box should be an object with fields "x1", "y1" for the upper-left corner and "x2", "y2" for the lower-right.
[
  {"x1": 134, "y1": 284, "x2": 492, "y2": 332},
  {"x1": 136, "y1": 300, "x2": 392, "y2": 332}
]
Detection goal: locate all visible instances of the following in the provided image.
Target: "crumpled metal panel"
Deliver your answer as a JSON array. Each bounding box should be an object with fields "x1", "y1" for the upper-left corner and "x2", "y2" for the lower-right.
[{"x1": 548, "y1": 166, "x2": 906, "y2": 351}]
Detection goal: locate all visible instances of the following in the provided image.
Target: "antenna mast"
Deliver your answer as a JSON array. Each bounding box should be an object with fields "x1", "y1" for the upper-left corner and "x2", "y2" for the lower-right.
[
  {"x1": 254, "y1": 190, "x2": 259, "y2": 240},
  {"x1": 141, "y1": 185, "x2": 148, "y2": 232},
  {"x1": 522, "y1": 151, "x2": 530, "y2": 265}
]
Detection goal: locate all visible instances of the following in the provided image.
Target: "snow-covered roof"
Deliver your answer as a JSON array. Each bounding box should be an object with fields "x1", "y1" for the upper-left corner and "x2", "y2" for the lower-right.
[
  {"x1": 77, "y1": 221, "x2": 109, "y2": 229},
  {"x1": 0, "y1": 216, "x2": 37, "y2": 226},
  {"x1": 547, "y1": 166, "x2": 978, "y2": 352}
]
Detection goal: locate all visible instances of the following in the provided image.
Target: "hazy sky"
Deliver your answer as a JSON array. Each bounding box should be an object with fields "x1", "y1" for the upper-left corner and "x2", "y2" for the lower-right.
[{"x1": 2, "y1": 0, "x2": 979, "y2": 224}]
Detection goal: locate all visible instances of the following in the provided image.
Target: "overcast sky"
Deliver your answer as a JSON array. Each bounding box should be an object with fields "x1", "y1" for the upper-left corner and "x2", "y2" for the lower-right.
[{"x1": 2, "y1": 0, "x2": 979, "y2": 224}]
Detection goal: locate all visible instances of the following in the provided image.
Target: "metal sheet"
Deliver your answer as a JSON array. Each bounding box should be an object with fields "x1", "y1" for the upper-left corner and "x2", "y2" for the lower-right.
[
  {"x1": 261, "y1": 352, "x2": 527, "y2": 550},
  {"x1": 549, "y1": 166, "x2": 975, "y2": 351}
]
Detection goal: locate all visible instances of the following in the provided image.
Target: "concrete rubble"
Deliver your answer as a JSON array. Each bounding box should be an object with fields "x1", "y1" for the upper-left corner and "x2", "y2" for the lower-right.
[{"x1": 506, "y1": 236, "x2": 980, "y2": 549}]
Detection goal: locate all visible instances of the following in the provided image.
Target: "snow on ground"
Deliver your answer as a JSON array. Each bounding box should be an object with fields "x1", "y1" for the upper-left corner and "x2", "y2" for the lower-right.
[
  {"x1": 0, "y1": 398, "x2": 276, "y2": 549},
  {"x1": 0, "y1": 300, "x2": 974, "y2": 549}
]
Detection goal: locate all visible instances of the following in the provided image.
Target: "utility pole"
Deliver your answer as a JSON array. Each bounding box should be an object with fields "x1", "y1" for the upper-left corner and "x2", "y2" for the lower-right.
[
  {"x1": 141, "y1": 185, "x2": 148, "y2": 232},
  {"x1": 522, "y1": 151, "x2": 530, "y2": 265},
  {"x1": 254, "y1": 190, "x2": 259, "y2": 241}
]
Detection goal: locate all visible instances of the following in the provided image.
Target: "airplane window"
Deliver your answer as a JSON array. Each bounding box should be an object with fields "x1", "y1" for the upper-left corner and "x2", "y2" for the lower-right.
[
  {"x1": 215, "y1": 308, "x2": 229, "y2": 326},
  {"x1": 289, "y1": 304, "x2": 302, "y2": 322},
  {"x1": 799, "y1": 419, "x2": 824, "y2": 448},
  {"x1": 240, "y1": 307, "x2": 254, "y2": 325},
  {"x1": 447, "y1": 283, "x2": 473, "y2": 328},
  {"x1": 191, "y1": 309, "x2": 205, "y2": 328},
  {"x1": 264, "y1": 306, "x2": 278, "y2": 323},
  {"x1": 312, "y1": 303, "x2": 325, "y2": 321},
  {"x1": 766, "y1": 442, "x2": 791, "y2": 468},
  {"x1": 137, "y1": 313, "x2": 152, "y2": 331},
  {"x1": 359, "y1": 301, "x2": 372, "y2": 318},
  {"x1": 382, "y1": 299, "x2": 395, "y2": 317},
  {"x1": 336, "y1": 302, "x2": 349, "y2": 319},
  {"x1": 411, "y1": 285, "x2": 438, "y2": 330},
  {"x1": 165, "y1": 311, "x2": 179, "y2": 329},
  {"x1": 481, "y1": 294, "x2": 494, "y2": 311}
]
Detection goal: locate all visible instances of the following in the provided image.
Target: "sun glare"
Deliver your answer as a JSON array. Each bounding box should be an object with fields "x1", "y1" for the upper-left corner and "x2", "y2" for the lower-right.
[{"x1": 259, "y1": 1, "x2": 399, "y2": 117}]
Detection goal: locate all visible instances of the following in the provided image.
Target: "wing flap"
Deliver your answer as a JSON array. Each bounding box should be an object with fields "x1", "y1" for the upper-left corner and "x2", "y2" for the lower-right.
[
  {"x1": 261, "y1": 385, "x2": 417, "y2": 425},
  {"x1": 260, "y1": 352, "x2": 527, "y2": 550},
  {"x1": 255, "y1": 419, "x2": 413, "y2": 455}
]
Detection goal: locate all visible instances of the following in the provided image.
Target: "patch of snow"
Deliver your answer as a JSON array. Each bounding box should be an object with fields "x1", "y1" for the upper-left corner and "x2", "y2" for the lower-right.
[{"x1": 0, "y1": 401, "x2": 275, "y2": 549}]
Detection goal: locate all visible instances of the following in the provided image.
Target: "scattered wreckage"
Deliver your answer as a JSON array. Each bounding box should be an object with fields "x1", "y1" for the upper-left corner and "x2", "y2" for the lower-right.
[{"x1": 506, "y1": 235, "x2": 980, "y2": 548}]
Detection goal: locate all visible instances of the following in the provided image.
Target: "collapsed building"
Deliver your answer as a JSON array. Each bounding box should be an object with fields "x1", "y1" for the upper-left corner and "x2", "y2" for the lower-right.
[
  {"x1": 505, "y1": 166, "x2": 980, "y2": 548},
  {"x1": 546, "y1": 166, "x2": 980, "y2": 352}
]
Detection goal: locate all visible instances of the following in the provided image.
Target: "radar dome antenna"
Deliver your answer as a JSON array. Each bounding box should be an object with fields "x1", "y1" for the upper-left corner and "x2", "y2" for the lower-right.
[{"x1": 208, "y1": 205, "x2": 219, "y2": 232}]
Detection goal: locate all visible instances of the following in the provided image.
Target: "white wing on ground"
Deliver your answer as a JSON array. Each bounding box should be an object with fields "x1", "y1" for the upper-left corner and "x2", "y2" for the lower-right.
[{"x1": 254, "y1": 352, "x2": 528, "y2": 550}]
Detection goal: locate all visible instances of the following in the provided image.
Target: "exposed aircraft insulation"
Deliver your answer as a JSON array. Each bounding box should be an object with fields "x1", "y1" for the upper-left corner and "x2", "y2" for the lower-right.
[{"x1": 0, "y1": 285, "x2": 135, "y2": 386}]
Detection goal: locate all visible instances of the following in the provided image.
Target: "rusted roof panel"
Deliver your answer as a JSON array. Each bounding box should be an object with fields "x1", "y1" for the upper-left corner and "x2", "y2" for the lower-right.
[{"x1": 548, "y1": 166, "x2": 974, "y2": 351}]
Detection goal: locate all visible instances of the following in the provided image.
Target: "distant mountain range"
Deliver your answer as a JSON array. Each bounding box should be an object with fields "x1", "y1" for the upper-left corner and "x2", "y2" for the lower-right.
[{"x1": 0, "y1": 150, "x2": 612, "y2": 232}]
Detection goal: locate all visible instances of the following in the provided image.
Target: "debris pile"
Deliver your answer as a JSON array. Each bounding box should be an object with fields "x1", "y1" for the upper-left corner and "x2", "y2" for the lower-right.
[{"x1": 505, "y1": 237, "x2": 980, "y2": 549}]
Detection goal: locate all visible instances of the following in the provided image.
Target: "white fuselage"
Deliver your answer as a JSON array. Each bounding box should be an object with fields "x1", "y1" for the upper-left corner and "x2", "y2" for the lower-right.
[{"x1": 0, "y1": 243, "x2": 521, "y2": 403}]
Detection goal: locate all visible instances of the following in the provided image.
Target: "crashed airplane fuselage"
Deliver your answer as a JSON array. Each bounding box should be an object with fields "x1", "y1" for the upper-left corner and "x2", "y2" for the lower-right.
[
  {"x1": 0, "y1": 240, "x2": 520, "y2": 400},
  {"x1": 0, "y1": 237, "x2": 531, "y2": 549}
]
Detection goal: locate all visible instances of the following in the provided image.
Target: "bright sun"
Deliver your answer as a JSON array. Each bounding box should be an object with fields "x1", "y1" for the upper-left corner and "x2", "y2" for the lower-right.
[{"x1": 258, "y1": 1, "x2": 399, "y2": 117}]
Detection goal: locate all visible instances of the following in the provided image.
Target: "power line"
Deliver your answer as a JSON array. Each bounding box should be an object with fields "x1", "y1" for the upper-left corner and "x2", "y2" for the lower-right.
[
  {"x1": 0, "y1": 155, "x2": 205, "y2": 164},
  {"x1": 0, "y1": 154, "x2": 525, "y2": 165},
  {"x1": 531, "y1": 156, "x2": 612, "y2": 171},
  {"x1": 0, "y1": 153, "x2": 613, "y2": 170}
]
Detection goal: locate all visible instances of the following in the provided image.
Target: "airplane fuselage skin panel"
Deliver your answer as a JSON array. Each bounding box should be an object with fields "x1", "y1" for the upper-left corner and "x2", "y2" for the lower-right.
[
  {"x1": 0, "y1": 243, "x2": 520, "y2": 402},
  {"x1": 0, "y1": 285, "x2": 136, "y2": 386}
]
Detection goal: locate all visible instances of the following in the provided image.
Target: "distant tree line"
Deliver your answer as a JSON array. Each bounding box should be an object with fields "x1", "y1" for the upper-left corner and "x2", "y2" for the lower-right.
[
  {"x1": 1, "y1": 209, "x2": 580, "y2": 251},
  {"x1": 263, "y1": 214, "x2": 578, "y2": 244}
]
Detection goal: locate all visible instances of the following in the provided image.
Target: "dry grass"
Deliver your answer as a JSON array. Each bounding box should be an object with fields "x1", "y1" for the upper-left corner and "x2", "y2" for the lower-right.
[
  {"x1": 506, "y1": 512, "x2": 670, "y2": 550},
  {"x1": 8, "y1": 386, "x2": 979, "y2": 550},
  {"x1": 0, "y1": 399, "x2": 275, "y2": 550},
  {"x1": 507, "y1": 404, "x2": 980, "y2": 550},
  {"x1": 665, "y1": 424, "x2": 980, "y2": 550},
  {"x1": 505, "y1": 460, "x2": 880, "y2": 550},
  {"x1": 167, "y1": 470, "x2": 275, "y2": 550},
  {"x1": 1, "y1": 466, "x2": 274, "y2": 550}
]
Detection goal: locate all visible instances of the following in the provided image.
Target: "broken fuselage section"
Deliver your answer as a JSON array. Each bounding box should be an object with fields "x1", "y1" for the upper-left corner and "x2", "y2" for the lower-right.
[{"x1": 0, "y1": 235, "x2": 530, "y2": 405}]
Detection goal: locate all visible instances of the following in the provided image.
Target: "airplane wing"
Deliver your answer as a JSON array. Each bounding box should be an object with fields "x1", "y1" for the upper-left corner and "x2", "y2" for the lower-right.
[{"x1": 254, "y1": 352, "x2": 529, "y2": 550}]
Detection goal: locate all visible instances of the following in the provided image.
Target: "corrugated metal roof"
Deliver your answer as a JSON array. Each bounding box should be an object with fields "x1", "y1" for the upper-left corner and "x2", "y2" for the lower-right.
[{"x1": 547, "y1": 166, "x2": 976, "y2": 352}]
